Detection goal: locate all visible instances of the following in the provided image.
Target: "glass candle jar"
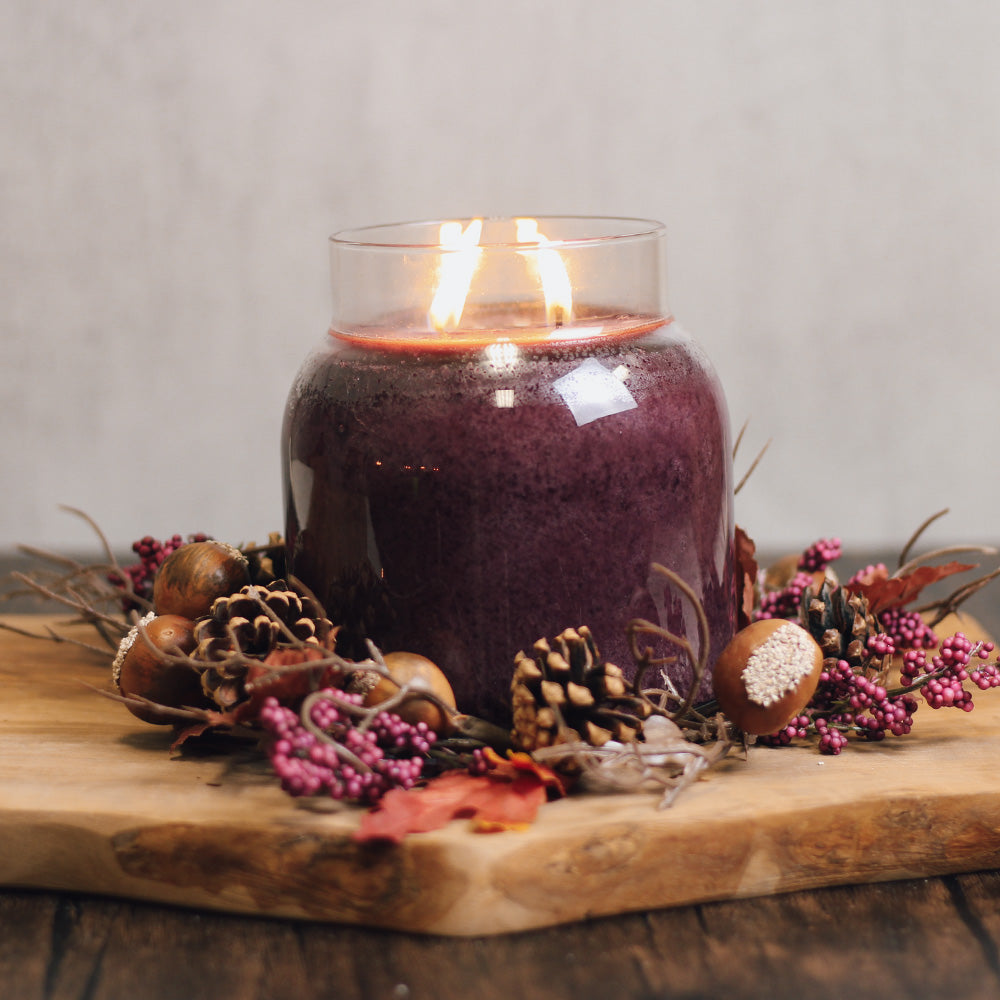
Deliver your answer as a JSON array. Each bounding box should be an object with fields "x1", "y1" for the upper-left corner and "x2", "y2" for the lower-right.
[{"x1": 282, "y1": 217, "x2": 735, "y2": 724}]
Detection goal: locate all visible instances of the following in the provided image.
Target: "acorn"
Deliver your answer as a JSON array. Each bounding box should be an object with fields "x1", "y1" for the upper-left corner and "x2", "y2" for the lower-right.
[
  {"x1": 363, "y1": 651, "x2": 457, "y2": 734},
  {"x1": 112, "y1": 613, "x2": 209, "y2": 725},
  {"x1": 152, "y1": 540, "x2": 251, "y2": 619},
  {"x1": 712, "y1": 619, "x2": 824, "y2": 735}
]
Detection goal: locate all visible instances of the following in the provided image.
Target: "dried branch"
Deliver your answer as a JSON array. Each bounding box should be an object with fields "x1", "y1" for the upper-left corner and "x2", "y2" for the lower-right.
[
  {"x1": 532, "y1": 716, "x2": 734, "y2": 808},
  {"x1": 897, "y1": 508, "x2": 950, "y2": 568},
  {"x1": 732, "y1": 418, "x2": 749, "y2": 460},
  {"x1": 916, "y1": 566, "x2": 1000, "y2": 627},
  {"x1": 733, "y1": 437, "x2": 772, "y2": 497},
  {"x1": 627, "y1": 563, "x2": 711, "y2": 725},
  {"x1": 8, "y1": 572, "x2": 130, "y2": 639},
  {"x1": 0, "y1": 618, "x2": 115, "y2": 658},
  {"x1": 299, "y1": 690, "x2": 375, "y2": 773}
]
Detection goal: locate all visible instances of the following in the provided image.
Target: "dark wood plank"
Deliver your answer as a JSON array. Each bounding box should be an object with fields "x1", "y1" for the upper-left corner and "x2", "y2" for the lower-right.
[{"x1": 5, "y1": 878, "x2": 1000, "y2": 1000}]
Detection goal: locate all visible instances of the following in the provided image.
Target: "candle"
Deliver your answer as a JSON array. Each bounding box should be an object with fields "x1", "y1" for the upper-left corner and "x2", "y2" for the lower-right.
[{"x1": 282, "y1": 218, "x2": 735, "y2": 724}]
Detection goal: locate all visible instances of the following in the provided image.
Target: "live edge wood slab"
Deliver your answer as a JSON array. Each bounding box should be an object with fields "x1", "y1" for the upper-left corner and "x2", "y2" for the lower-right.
[{"x1": 2, "y1": 614, "x2": 1000, "y2": 938}]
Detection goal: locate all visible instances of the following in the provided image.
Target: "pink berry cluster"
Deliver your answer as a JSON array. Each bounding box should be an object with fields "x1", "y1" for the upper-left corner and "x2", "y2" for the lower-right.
[
  {"x1": 812, "y1": 650, "x2": 916, "y2": 742},
  {"x1": 112, "y1": 533, "x2": 210, "y2": 608},
  {"x1": 879, "y1": 607, "x2": 938, "y2": 652},
  {"x1": 757, "y1": 714, "x2": 810, "y2": 747},
  {"x1": 846, "y1": 562, "x2": 886, "y2": 588},
  {"x1": 812, "y1": 717, "x2": 850, "y2": 754},
  {"x1": 899, "y1": 633, "x2": 999, "y2": 710},
  {"x1": 756, "y1": 538, "x2": 842, "y2": 622},
  {"x1": 757, "y1": 572, "x2": 816, "y2": 620},
  {"x1": 259, "y1": 691, "x2": 435, "y2": 803},
  {"x1": 761, "y1": 635, "x2": 918, "y2": 755},
  {"x1": 759, "y1": 713, "x2": 853, "y2": 754},
  {"x1": 798, "y1": 537, "x2": 841, "y2": 573}
]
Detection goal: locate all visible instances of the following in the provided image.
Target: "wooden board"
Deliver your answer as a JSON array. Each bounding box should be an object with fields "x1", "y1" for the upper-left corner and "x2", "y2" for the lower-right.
[{"x1": 2, "y1": 614, "x2": 1000, "y2": 937}]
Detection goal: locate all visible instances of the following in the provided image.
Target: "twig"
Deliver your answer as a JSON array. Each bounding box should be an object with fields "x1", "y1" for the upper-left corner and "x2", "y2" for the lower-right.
[
  {"x1": 299, "y1": 690, "x2": 374, "y2": 773},
  {"x1": 627, "y1": 563, "x2": 711, "y2": 724},
  {"x1": 58, "y1": 504, "x2": 123, "y2": 574},
  {"x1": 9, "y1": 572, "x2": 129, "y2": 638},
  {"x1": 0, "y1": 618, "x2": 114, "y2": 657},
  {"x1": 732, "y1": 418, "x2": 749, "y2": 459},
  {"x1": 734, "y1": 438, "x2": 771, "y2": 497},
  {"x1": 897, "y1": 508, "x2": 950, "y2": 568},
  {"x1": 915, "y1": 566, "x2": 1000, "y2": 627}
]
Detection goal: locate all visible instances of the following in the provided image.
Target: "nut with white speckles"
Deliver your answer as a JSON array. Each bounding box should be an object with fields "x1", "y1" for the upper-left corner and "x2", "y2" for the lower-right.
[{"x1": 712, "y1": 619, "x2": 824, "y2": 735}]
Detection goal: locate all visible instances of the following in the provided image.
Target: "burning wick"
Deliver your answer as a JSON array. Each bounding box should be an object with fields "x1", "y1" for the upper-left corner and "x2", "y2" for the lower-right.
[
  {"x1": 516, "y1": 218, "x2": 572, "y2": 327},
  {"x1": 428, "y1": 218, "x2": 574, "y2": 333},
  {"x1": 429, "y1": 219, "x2": 484, "y2": 333}
]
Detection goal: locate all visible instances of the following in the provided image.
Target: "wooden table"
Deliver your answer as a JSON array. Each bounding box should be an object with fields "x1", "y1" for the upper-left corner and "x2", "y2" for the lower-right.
[{"x1": 4, "y1": 552, "x2": 1000, "y2": 1000}]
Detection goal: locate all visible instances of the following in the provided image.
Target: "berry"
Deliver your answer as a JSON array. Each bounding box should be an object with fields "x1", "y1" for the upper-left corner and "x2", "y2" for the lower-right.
[
  {"x1": 878, "y1": 607, "x2": 938, "y2": 652},
  {"x1": 846, "y1": 563, "x2": 888, "y2": 588},
  {"x1": 798, "y1": 538, "x2": 841, "y2": 573},
  {"x1": 756, "y1": 572, "x2": 816, "y2": 621},
  {"x1": 259, "y1": 691, "x2": 437, "y2": 803}
]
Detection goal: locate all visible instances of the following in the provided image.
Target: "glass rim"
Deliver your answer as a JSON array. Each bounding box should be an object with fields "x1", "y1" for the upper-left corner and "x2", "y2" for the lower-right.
[{"x1": 330, "y1": 215, "x2": 666, "y2": 251}]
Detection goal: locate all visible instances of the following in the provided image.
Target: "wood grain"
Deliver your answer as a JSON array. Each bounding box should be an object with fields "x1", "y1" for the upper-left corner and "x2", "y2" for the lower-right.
[{"x1": 3, "y1": 614, "x2": 1000, "y2": 938}]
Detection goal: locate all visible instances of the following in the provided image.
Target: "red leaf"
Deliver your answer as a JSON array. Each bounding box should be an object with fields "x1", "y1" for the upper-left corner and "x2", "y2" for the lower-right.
[
  {"x1": 354, "y1": 764, "x2": 560, "y2": 844},
  {"x1": 235, "y1": 648, "x2": 344, "y2": 724},
  {"x1": 734, "y1": 525, "x2": 759, "y2": 630},
  {"x1": 481, "y1": 747, "x2": 572, "y2": 796},
  {"x1": 848, "y1": 561, "x2": 975, "y2": 615}
]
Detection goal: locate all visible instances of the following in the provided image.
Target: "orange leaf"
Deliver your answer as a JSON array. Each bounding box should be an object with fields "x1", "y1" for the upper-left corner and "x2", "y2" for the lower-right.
[
  {"x1": 482, "y1": 747, "x2": 572, "y2": 796},
  {"x1": 354, "y1": 768, "x2": 555, "y2": 844}
]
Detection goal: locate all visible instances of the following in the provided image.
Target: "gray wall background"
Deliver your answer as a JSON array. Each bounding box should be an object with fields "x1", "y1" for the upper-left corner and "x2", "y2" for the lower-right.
[{"x1": 3, "y1": 0, "x2": 999, "y2": 554}]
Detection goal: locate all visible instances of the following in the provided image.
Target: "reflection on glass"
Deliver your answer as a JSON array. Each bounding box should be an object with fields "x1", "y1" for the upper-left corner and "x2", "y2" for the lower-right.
[{"x1": 552, "y1": 357, "x2": 639, "y2": 427}]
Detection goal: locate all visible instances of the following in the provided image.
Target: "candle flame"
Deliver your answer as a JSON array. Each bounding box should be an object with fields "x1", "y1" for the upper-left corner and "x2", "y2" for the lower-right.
[
  {"x1": 429, "y1": 219, "x2": 483, "y2": 332},
  {"x1": 515, "y1": 218, "x2": 573, "y2": 326},
  {"x1": 428, "y1": 217, "x2": 574, "y2": 333}
]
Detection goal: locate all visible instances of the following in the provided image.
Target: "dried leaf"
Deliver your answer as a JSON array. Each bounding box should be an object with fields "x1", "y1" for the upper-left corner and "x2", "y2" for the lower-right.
[
  {"x1": 734, "y1": 525, "x2": 758, "y2": 630},
  {"x1": 354, "y1": 761, "x2": 564, "y2": 844},
  {"x1": 169, "y1": 709, "x2": 238, "y2": 750},
  {"x1": 236, "y1": 647, "x2": 338, "y2": 721},
  {"x1": 849, "y1": 561, "x2": 975, "y2": 615},
  {"x1": 481, "y1": 747, "x2": 573, "y2": 796}
]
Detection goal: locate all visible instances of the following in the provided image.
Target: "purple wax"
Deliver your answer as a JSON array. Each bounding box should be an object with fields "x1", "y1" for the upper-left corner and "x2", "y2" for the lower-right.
[{"x1": 283, "y1": 320, "x2": 735, "y2": 724}]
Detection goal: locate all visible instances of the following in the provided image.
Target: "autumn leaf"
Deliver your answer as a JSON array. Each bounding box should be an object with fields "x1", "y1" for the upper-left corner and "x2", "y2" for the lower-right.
[
  {"x1": 169, "y1": 708, "x2": 239, "y2": 750},
  {"x1": 481, "y1": 747, "x2": 573, "y2": 796},
  {"x1": 354, "y1": 755, "x2": 567, "y2": 844},
  {"x1": 236, "y1": 647, "x2": 344, "y2": 722},
  {"x1": 734, "y1": 525, "x2": 759, "y2": 630},
  {"x1": 848, "y1": 561, "x2": 975, "y2": 615}
]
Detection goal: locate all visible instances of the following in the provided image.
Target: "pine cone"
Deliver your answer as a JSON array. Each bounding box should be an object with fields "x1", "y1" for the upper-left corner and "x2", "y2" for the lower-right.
[
  {"x1": 192, "y1": 580, "x2": 334, "y2": 711},
  {"x1": 193, "y1": 580, "x2": 334, "y2": 660},
  {"x1": 801, "y1": 581, "x2": 884, "y2": 670},
  {"x1": 510, "y1": 626, "x2": 651, "y2": 751}
]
